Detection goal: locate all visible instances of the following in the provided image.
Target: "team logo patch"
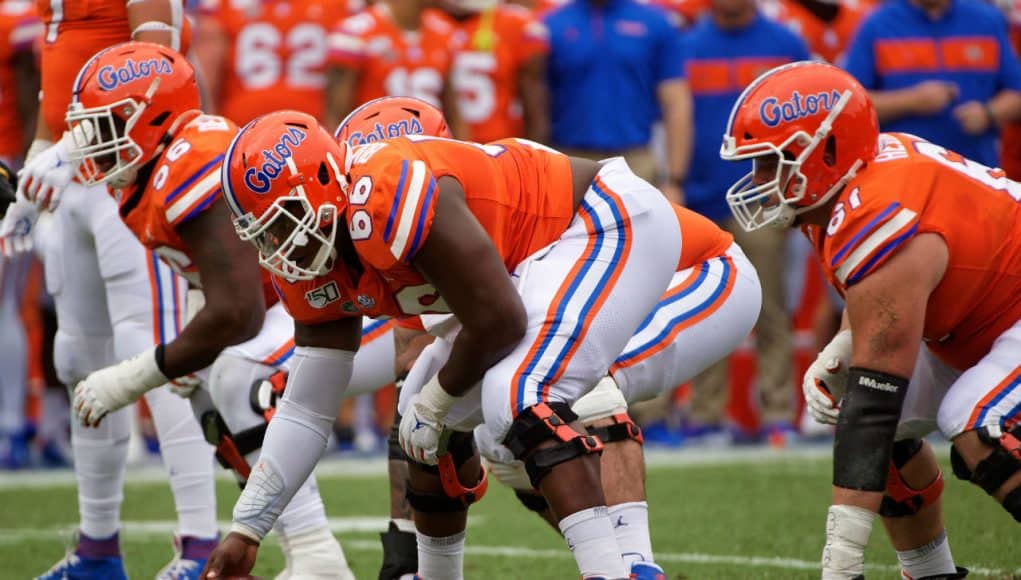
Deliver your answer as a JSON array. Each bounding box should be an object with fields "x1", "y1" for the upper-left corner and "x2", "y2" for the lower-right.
[
  {"x1": 356, "y1": 294, "x2": 376, "y2": 309},
  {"x1": 346, "y1": 118, "x2": 424, "y2": 146},
  {"x1": 97, "y1": 58, "x2": 173, "y2": 91},
  {"x1": 759, "y1": 90, "x2": 842, "y2": 128},
  {"x1": 305, "y1": 281, "x2": 341, "y2": 309},
  {"x1": 244, "y1": 127, "x2": 307, "y2": 194}
]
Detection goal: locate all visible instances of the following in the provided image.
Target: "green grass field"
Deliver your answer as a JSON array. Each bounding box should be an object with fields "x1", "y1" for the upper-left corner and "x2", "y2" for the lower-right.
[{"x1": 1, "y1": 448, "x2": 1018, "y2": 579}]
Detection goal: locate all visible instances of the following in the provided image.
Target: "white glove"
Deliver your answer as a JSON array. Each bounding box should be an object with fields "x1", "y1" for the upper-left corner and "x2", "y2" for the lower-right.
[
  {"x1": 73, "y1": 345, "x2": 170, "y2": 427},
  {"x1": 802, "y1": 329, "x2": 852, "y2": 425},
  {"x1": 399, "y1": 375, "x2": 459, "y2": 465},
  {"x1": 0, "y1": 199, "x2": 38, "y2": 256},
  {"x1": 18, "y1": 134, "x2": 76, "y2": 212}
]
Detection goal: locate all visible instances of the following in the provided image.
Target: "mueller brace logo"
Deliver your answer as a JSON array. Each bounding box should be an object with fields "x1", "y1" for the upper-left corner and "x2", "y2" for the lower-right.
[
  {"x1": 346, "y1": 118, "x2": 425, "y2": 146},
  {"x1": 759, "y1": 90, "x2": 842, "y2": 128},
  {"x1": 97, "y1": 58, "x2": 172, "y2": 91},
  {"x1": 244, "y1": 127, "x2": 307, "y2": 194},
  {"x1": 858, "y1": 376, "x2": 900, "y2": 393}
]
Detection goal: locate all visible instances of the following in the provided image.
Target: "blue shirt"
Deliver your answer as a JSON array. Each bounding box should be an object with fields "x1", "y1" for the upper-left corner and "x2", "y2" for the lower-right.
[
  {"x1": 681, "y1": 14, "x2": 811, "y2": 222},
  {"x1": 843, "y1": 0, "x2": 1021, "y2": 167},
  {"x1": 545, "y1": 0, "x2": 684, "y2": 150}
]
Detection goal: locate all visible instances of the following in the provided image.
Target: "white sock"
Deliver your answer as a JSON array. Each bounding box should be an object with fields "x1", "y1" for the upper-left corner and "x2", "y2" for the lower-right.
[
  {"x1": 281, "y1": 525, "x2": 353, "y2": 579},
  {"x1": 144, "y1": 387, "x2": 218, "y2": 538},
  {"x1": 609, "y1": 501, "x2": 653, "y2": 568},
  {"x1": 897, "y1": 529, "x2": 957, "y2": 579},
  {"x1": 73, "y1": 407, "x2": 131, "y2": 539},
  {"x1": 416, "y1": 530, "x2": 465, "y2": 580},
  {"x1": 559, "y1": 506, "x2": 628, "y2": 579}
]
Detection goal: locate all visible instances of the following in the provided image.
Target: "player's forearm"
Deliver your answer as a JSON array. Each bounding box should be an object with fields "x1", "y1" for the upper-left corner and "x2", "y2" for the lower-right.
[
  {"x1": 232, "y1": 347, "x2": 355, "y2": 541},
  {"x1": 13, "y1": 54, "x2": 39, "y2": 154},
  {"x1": 659, "y1": 80, "x2": 692, "y2": 183},
  {"x1": 868, "y1": 89, "x2": 920, "y2": 124},
  {"x1": 160, "y1": 302, "x2": 264, "y2": 377},
  {"x1": 987, "y1": 89, "x2": 1021, "y2": 126},
  {"x1": 126, "y1": 0, "x2": 183, "y2": 50},
  {"x1": 519, "y1": 57, "x2": 550, "y2": 144},
  {"x1": 437, "y1": 315, "x2": 525, "y2": 397}
]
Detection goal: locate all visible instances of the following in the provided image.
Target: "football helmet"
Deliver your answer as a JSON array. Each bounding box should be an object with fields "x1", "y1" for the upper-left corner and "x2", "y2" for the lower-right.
[
  {"x1": 720, "y1": 61, "x2": 878, "y2": 231},
  {"x1": 222, "y1": 110, "x2": 347, "y2": 282},
  {"x1": 66, "y1": 41, "x2": 200, "y2": 188},
  {"x1": 334, "y1": 96, "x2": 452, "y2": 146}
]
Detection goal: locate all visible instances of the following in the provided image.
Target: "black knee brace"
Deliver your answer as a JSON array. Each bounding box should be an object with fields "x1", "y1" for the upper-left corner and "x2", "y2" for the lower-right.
[
  {"x1": 406, "y1": 433, "x2": 486, "y2": 512},
  {"x1": 879, "y1": 439, "x2": 944, "y2": 518},
  {"x1": 199, "y1": 410, "x2": 265, "y2": 482},
  {"x1": 587, "y1": 413, "x2": 643, "y2": 445},
  {"x1": 951, "y1": 425, "x2": 1021, "y2": 522},
  {"x1": 389, "y1": 413, "x2": 407, "y2": 461},
  {"x1": 514, "y1": 489, "x2": 550, "y2": 513},
  {"x1": 503, "y1": 402, "x2": 604, "y2": 488},
  {"x1": 833, "y1": 368, "x2": 910, "y2": 491}
]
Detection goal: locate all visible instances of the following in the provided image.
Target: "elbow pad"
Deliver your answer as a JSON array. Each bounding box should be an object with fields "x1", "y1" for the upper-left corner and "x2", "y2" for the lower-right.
[{"x1": 127, "y1": 0, "x2": 183, "y2": 51}]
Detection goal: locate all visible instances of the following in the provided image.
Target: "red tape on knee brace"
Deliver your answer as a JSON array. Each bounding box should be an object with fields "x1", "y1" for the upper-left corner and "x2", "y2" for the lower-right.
[
  {"x1": 215, "y1": 434, "x2": 251, "y2": 480},
  {"x1": 261, "y1": 371, "x2": 288, "y2": 422},
  {"x1": 880, "y1": 462, "x2": 944, "y2": 517},
  {"x1": 438, "y1": 453, "x2": 488, "y2": 507},
  {"x1": 588, "y1": 413, "x2": 643, "y2": 445}
]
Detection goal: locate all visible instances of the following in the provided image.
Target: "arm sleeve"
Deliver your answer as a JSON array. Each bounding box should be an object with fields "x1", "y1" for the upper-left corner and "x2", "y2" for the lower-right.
[
  {"x1": 327, "y1": 16, "x2": 369, "y2": 69},
  {"x1": 231, "y1": 346, "x2": 355, "y2": 540}
]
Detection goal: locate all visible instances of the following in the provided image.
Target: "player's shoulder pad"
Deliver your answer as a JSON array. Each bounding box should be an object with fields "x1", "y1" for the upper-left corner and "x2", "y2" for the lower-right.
[
  {"x1": 347, "y1": 142, "x2": 438, "y2": 270},
  {"x1": 823, "y1": 166, "x2": 922, "y2": 288}
]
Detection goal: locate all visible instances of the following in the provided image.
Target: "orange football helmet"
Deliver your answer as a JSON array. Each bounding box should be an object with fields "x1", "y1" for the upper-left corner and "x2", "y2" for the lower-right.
[
  {"x1": 66, "y1": 41, "x2": 200, "y2": 188},
  {"x1": 222, "y1": 110, "x2": 348, "y2": 282},
  {"x1": 334, "y1": 96, "x2": 452, "y2": 146},
  {"x1": 720, "y1": 61, "x2": 879, "y2": 231}
]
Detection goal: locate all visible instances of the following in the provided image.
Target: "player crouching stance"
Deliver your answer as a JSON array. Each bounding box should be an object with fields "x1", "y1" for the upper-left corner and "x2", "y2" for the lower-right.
[
  {"x1": 59, "y1": 42, "x2": 353, "y2": 579},
  {"x1": 721, "y1": 61, "x2": 1021, "y2": 579},
  {"x1": 208, "y1": 110, "x2": 682, "y2": 579}
]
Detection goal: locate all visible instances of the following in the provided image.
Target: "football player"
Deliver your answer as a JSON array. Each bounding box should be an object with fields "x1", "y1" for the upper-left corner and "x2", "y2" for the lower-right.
[
  {"x1": 56, "y1": 41, "x2": 360, "y2": 580},
  {"x1": 207, "y1": 108, "x2": 683, "y2": 579},
  {"x1": 0, "y1": 3, "x2": 221, "y2": 578},
  {"x1": 720, "y1": 61, "x2": 1021, "y2": 578},
  {"x1": 335, "y1": 95, "x2": 763, "y2": 579}
]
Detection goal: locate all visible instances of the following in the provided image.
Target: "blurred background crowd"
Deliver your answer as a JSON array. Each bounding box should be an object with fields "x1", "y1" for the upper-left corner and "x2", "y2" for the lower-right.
[{"x1": 2, "y1": 0, "x2": 1020, "y2": 469}]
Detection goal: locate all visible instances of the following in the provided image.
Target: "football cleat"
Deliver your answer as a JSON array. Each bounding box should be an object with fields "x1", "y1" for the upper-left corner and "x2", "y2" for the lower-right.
[
  {"x1": 630, "y1": 562, "x2": 667, "y2": 580},
  {"x1": 35, "y1": 552, "x2": 127, "y2": 580},
  {"x1": 155, "y1": 535, "x2": 216, "y2": 580}
]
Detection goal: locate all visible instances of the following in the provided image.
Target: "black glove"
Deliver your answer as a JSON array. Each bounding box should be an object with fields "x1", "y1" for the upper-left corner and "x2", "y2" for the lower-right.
[{"x1": 0, "y1": 159, "x2": 17, "y2": 219}]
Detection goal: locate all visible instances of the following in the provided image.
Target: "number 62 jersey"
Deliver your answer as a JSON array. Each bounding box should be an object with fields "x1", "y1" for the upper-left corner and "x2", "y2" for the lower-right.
[{"x1": 811, "y1": 132, "x2": 1021, "y2": 371}]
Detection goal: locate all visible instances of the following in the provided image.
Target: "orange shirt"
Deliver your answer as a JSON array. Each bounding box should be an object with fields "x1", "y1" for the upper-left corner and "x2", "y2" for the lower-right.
[
  {"x1": 674, "y1": 203, "x2": 732, "y2": 270},
  {"x1": 198, "y1": 0, "x2": 352, "y2": 126},
  {"x1": 0, "y1": 1, "x2": 40, "y2": 158},
  {"x1": 761, "y1": 0, "x2": 873, "y2": 64},
  {"x1": 273, "y1": 136, "x2": 575, "y2": 324},
  {"x1": 449, "y1": 5, "x2": 548, "y2": 142},
  {"x1": 812, "y1": 133, "x2": 1021, "y2": 370},
  {"x1": 327, "y1": 4, "x2": 456, "y2": 109},
  {"x1": 37, "y1": 0, "x2": 191, "y2": 138}
]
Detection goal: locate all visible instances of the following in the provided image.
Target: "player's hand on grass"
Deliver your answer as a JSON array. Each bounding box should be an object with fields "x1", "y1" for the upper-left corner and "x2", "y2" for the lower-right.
[{"x1": 202, "y1": 532, "x2": 259, "y2": 579}]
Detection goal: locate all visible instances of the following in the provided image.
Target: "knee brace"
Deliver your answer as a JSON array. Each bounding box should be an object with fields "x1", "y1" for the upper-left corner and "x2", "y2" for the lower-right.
[
  {"x1": 586, "y1": 413, "x2": 643, "y2": 446},
  {"x1": 833, "y1": 368, "x2": 910, "y2": 491},
  {"x1": 879, "y1": 439, "x2": 944, "y2": 518},
  {"x1": 514, "y1": 489, "x2": 550, "y2": 513},
  {"x1": 950, "y1": 425, "x2": 1021, "y2": 522},
  {"x1": 503, "y1": 402, "x2": 604, "y2": 489},
  {"x1": 406, "y1": 433, "x2": 486, "y2": 512},
  {"x1": 198, "y1": 410, "x2": 265, "y2": 482},
  {"x1": 250, "y1": 369, "x2": 288, "y2": 422},
  {"x1": 389, "y1": 413, "x2": 406, "y2": 461}
]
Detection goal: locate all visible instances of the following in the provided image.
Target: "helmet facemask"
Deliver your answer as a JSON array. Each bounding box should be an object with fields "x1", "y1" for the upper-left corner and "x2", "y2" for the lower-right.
[
  {"x1": 66, "y1": 77, "x2": 161, "y2": 189},
  {"x1": 233, "y1": 156, "x2": 340, "y2": 282},
  {"x1": 722, "y1": 89, "x2": 862, "y2": 231}
]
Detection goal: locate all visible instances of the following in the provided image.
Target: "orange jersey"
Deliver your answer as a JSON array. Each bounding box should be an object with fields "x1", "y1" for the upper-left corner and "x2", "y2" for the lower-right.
[
  {"x1": 37, "y1": 0, "x2": 191, "y2": 138},
  {"x1": 327, "y1": 4, "x2": 456, "y2": 109},
  {"x1": 811, "y1": 133, "x2": 1021, "y2": 370},
  {"x1": 0, "y1": 1, "x2": 40, "y2": 158},
  {"x1": 761, "y1": 0, "x2": 873, "y2": 64},
  {"x1": 273, "y1": 136, "x2": 575, "y2": 324},
  {"x1": 198, "y1": 0, "x2": 352, "y2": 126},
  {"x1": 449, "y1": 5, "x2": 548, "y2": 142},
  {"x1": 674, "y1": 203, "x2": 732, "y2": 269}
]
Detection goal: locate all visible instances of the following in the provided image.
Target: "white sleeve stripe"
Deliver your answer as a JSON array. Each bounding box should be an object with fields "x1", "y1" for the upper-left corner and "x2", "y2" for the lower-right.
[
  {"x1": 166, "y1": 171, "x2": 220, "y2": 223},
  {"x1": 328, "y1": 34, "x2": 365, "y2": 54},
  {"x1": 835, "y1": 208, "x2": 918, "y2": 285},
  {"x1": 389, "y1": 160, "x2": 427, "y2": 261}
]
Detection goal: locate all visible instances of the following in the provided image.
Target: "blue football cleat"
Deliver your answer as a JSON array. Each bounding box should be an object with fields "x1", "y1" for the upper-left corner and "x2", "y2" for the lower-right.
[
  {"x1": 630, "y1": 562, "x2": 667, "y2": 580},
  {"x1": 155, "y1": 535, "x2": 217, "y2": 580},
  {"x1": 35, "y1": 552, "x2": 127, "y2": 580}
]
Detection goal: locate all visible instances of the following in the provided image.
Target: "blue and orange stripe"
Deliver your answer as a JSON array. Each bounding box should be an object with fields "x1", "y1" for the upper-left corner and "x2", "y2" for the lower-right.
[
  {"x1": 831, "y1": 202, "x2": 900, "y2": 269},
  {"x1": 846, "y1": 222, "x2": 919, "y2": 285},
  {"x1": 361, "y1": 319, "x2": 394, "y2": 345},
  {"x1": 148, "y1": 252, "x2": 166, "y2": 345},
  {"x1": 262, "y1": 339, "x2": 296, "y2": 367},
  {"x1": 383, "y1": 161, "x2": 410, "y2": 242},
  {"x1": 402, "y1": 176, "x2": 436, "y2": 261},
  {"x1": 613, "y1": 256, "x2": 736, "y2": 371},
  {"x1": 509, "y1": 179, "x2": 632, "y2": 413},
  {"x1": 966, "y1": 366, "x2": 1021, "y2": 430},
  {"x1": 165, "y1": 155, "x2": 224, "y2": 205}
]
